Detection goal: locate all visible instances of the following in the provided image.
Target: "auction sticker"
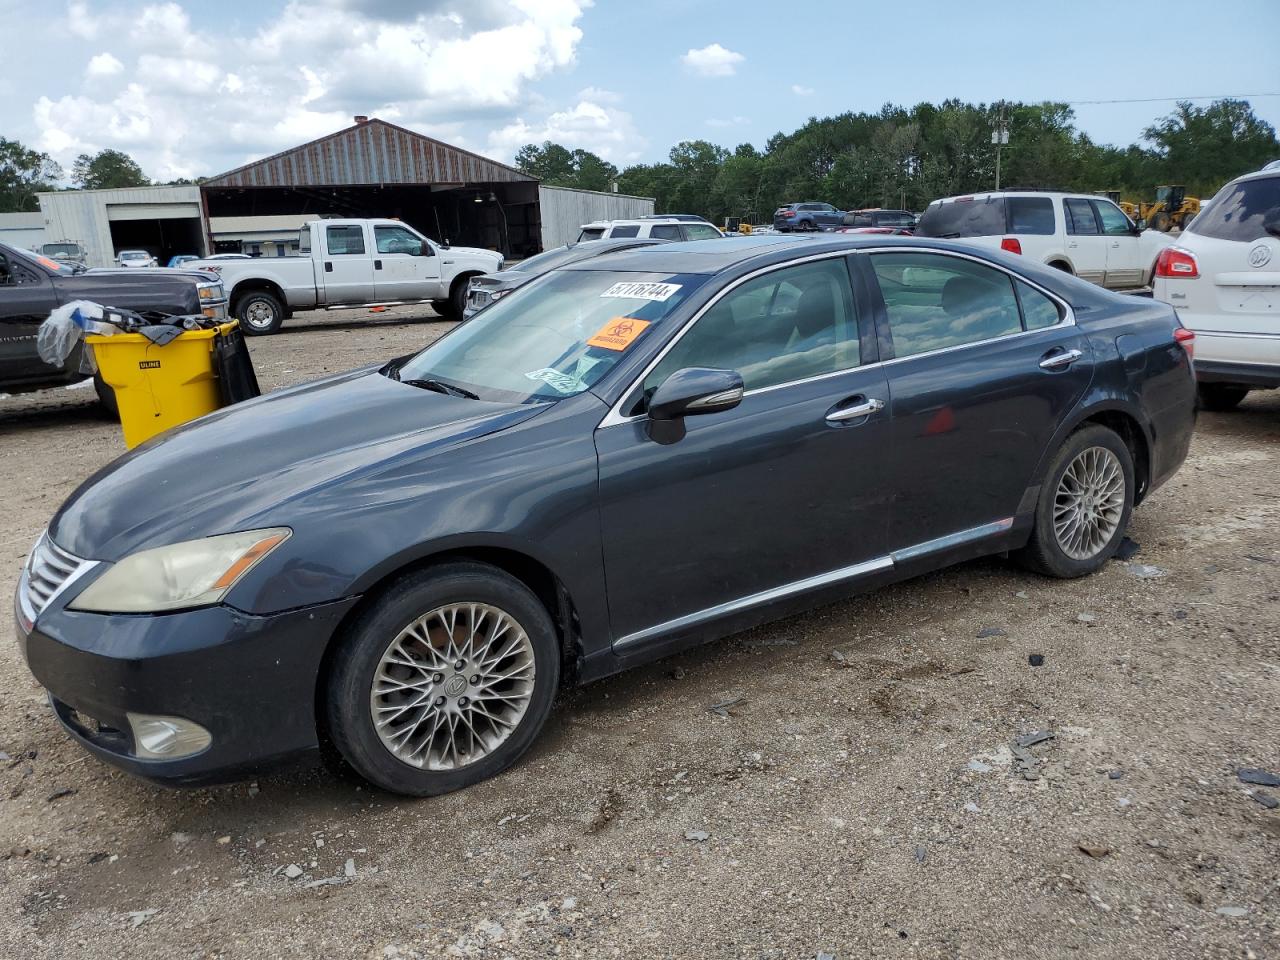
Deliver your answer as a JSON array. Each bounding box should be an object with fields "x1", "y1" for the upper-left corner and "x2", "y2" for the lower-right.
[
  {"x1": 599, "y1": 281, "x2": 681, "y2": 302},
  {"x1": 524, "y1": 368, "x2": 584, "y2": 394},
  {"x1": 587, "y1": 317, "x2": 651, "y2": 351}
]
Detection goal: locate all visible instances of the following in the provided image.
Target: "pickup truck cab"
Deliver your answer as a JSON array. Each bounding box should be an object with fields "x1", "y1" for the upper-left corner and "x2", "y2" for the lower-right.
[{"x1": 188, "y1": 219, "x2": 503, "y2": 335}]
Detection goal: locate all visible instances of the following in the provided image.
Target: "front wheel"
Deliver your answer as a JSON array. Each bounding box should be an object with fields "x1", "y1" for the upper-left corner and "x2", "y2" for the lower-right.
[
  {"x1": 235, "y1": 290, "x2": 284, "y2": 335},
  {"x1": 1198, "y1": 383, "x2": 1249, "y2": 412},
  {"x1": 325, "y1": 563, "x2": 560, "y2": 796},
  {"x1": 1018, "y1": 425, "x2": 1134, "y2": 579},
  {"x1": 1150, "y1": 212, "x2": 1171, "y2": 233}
]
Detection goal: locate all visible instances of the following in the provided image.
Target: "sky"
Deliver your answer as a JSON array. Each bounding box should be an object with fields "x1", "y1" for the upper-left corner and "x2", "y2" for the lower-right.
[{"x1": 0, "y1": 0, "x2": 1277, "y2": 182}]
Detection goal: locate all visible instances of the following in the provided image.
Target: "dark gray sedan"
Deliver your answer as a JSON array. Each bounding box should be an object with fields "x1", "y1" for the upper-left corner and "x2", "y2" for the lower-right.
[
  {"x1": 464, "y1": 237, "x2": 668, "y2": 318},
  {"x1": 17, "y1": 235, "x2": 1196, "y2": 796}
]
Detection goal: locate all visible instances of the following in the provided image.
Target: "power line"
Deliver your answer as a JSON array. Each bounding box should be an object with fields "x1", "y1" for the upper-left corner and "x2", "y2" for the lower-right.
[{"x1": 1062, "y1": 93, "x2": 1280, "y2": 106}]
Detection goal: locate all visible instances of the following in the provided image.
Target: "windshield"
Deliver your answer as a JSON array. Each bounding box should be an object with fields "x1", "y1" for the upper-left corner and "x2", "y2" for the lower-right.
[
  {"x1": 42, "y1": 243, "x2": 82, "y2": 257},
  {"x1": 13, "y1": 246, "x2": 81, "y2": 275},
  {"x1": 121, "y1": 251, "x2": 148, "y2": 259},
  {"x1": 506, "y1": 244, "x2": 588, "y2": 274},
  {"x1": 1188, "y1": 176, "x2": 1280, "y2": 243},
  {"x1": 394, "y1": 269, "x2": 707, "y2": 403}
]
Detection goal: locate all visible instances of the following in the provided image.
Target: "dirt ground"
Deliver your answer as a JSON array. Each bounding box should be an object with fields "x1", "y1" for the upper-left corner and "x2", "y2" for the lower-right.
[{"x1": 1, "y1": 306, "x2": 1277, "y2": 959}]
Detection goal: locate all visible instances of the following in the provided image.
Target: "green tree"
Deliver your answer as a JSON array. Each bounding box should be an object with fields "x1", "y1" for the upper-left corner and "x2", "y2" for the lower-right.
[
  {"x1": 0, "y1": 138, "x2": 62, "y2": 212},
  {"x1": 1143, "y1": 99, "x2": 1279, "y2": 196},
  {"x1": 71, "y1": 149, "x2": 149, "y2": 189},
  {"x1": 514, "y1": 142, "x2": 617, "y2": 191}
]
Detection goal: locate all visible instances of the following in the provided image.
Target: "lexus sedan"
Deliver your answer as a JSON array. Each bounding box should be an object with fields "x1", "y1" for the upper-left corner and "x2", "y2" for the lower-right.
[{"x1": 16, "y1": 235, "x2": 1196, "y2": 796}]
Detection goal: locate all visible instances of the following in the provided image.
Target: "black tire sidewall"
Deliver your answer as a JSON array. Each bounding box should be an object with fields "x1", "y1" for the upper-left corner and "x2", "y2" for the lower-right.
[
  {"x1": 236, "y1": 292, "x2": 284, "y2": 335},
  {"x1": 1030, "y1": 425, "x2": 1135, "y2": 578},
  {"x1": 1198, "y1": 384, "x2": 1248, "y2": 412},
  {"x1": 450, "y1": 278, "x2": 469, "y2": 319},
  {"x1": 325, "y1": 563, "x2": 560, "y2": 796}
]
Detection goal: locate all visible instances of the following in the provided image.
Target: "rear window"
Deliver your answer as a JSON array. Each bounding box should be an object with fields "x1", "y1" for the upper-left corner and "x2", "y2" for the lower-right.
[
  {"x1": 610, "y1": 225, "x2": 640, "y2": 238},
  {"x1": 916, "y1": 198, "x2": 1007, "y2": 238},
  {"x1": 578, "y1": 227, "x2": 606, "y2": 241},
  {"x1": 1189, "y1": 176, "x2": 1280, "y2": 243},
  {"x1": 1006, "y1": 197, "x2": 1055, "y2": 235}
]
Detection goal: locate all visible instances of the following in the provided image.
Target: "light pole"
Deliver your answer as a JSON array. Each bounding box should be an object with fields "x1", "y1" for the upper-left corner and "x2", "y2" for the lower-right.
[{"x1": 992, "y1": 101, "x2": 1009, "y2": 191}]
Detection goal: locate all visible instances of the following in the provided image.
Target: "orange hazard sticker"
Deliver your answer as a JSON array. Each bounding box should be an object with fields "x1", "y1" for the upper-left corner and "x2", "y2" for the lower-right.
[{"x1": 587, "y1": 317, "x2": 651, "y2": 351}]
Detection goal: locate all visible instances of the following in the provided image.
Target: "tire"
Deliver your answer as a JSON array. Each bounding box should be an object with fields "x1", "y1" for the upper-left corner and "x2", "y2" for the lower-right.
[
  {"x1": 1150, "y1": 212, "x2": 1171, "y2": 233},
  {"x1": 234, "y1": 290, "x2": 284, "y2": 336},
  {"x1": 1198, "y1": 383, "x2": 1249, "y2": 412},
  {"x1": 1048, "y1": 261, "x2": 1073, "y2": 274},
  {"x1": 1017, "y1": 425, "x2": 1135, "y2": 579},
  {"x1": 324, "y1": 562, "x2": 560, "y2": 796},
  {"x1": 93, "y1": 373, "x2": 118, "y2": 419},
  {"x1": 430, "y1": 299, "x2": 452, "y2": 317}
]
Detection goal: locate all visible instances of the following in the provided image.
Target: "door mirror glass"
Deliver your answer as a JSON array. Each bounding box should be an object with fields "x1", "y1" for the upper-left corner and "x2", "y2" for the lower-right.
[{"x1": 647, "y1": 367, "x2": 744, "y2": 443}]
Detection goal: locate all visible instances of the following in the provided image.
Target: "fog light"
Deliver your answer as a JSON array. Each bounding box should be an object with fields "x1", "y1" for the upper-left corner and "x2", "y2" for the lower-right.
[{"x1": 126, "y1": 713, "x2": 212, "y2": 760}]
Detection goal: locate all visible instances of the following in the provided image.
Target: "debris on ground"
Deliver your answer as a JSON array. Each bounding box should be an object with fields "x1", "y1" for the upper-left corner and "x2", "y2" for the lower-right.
[
  {"x1": 1015, "y1": 730, "x2": 1054, "y2": 748},
  {"x1": 344, "y1": 858, "x2": 357, "y2": 878},
  {"x1": 1216, "y1": 906, "x2": 1249, "y2": 918},
  {"x1": 1077, "y1": 612, "x2": 1097, "y2": 623},
  {"x1": 283, "y1": 864, "x2": 304, "y2": 879},
  {"x1": 967, "y1": 760, "x2": 992, "y2": 773},
  {"x1": 1123, "y1": 563, "x2": 1167, "y2": 579},
  {"x1": 1237, "y1": 768, "x2": 1280, "y2": 787},
  {"x1": 125, "y1": 909, "x2": 158, "y2": 928},
  {"x1": 684, "y1": 829, "x2": 710, "y2": 842},
  {"x1": 963, "y1": 802, "x2": 980, "y2": 813},
  {"x1": 1249, "y1": 791, "x2": 1278, "y2": 809},
  {"x1": 914, "y1": 846, "x2": 927, "y2": 864},
  {"x1": 976, "y1": 627, "x2": 1006, "y2": 638},
  {"x1": 1108, "y1": 770, "x2": 1124, "y2": 780},
  {"x1": 1028, "y1": 654, "x2": 1045, "y2": 667},
  {"x1": 47, "y1": 787, "x2": 76, "y2": 802},
  {"x1": 708, "y1": 697, "x2": 744, "y2": 719},
  {"x1": 1077, "y1": 844, "x2": 1110, "y2": 859}
]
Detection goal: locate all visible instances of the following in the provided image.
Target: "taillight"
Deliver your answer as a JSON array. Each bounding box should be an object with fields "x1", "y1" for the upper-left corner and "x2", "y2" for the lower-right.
[
  {"x1": 782, "y1": 210, "x2": 796, "y2": 217},
  {"x1": 1174, "y1": 326, "x2": 1195, "y2": 359},
  {"x1": 1000, "y1": 237, "x2": 1022, "y2": 254},
  {"x1": 1155, "y1": 247, "x2": 1199, "y2": 278}
]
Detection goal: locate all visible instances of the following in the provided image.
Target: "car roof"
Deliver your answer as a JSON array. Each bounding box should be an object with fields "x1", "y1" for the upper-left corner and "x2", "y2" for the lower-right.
[
  {"x1": 580, "y1": 218, "x2": 688, "y2": 227},
  {"x1": 563, "y1": 234, "x2": 866, "y2": 274}
]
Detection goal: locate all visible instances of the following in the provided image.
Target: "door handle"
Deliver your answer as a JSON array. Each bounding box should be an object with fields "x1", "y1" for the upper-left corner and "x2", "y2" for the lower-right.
[
  {"x1": 1039, "y1": 348, "x2": 1084, "y2": 370},
  {"x1": 826, "y1": 397, "x2": 885, "y2": 422},
  {"x1": 1067, "y1": 241, "x2": 1078, "y2": 249},
  {"x1": 374, "y1": 259, "x2": 383, "y2": 270},
  {"x1": 324, "y1": 261, "x2": 333, "y2": 273}
]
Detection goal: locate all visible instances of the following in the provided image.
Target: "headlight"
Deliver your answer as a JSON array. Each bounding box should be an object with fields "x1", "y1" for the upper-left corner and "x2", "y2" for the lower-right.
[
  {"x1": 70, "y1": 528, "x2": 290, "y2": 613},
  {"x1": 490, "y1": 289, "x2": 511, "y2": 302},
  {"x1": 197, "y1": 282, "x2": 224, "y2": 302}
]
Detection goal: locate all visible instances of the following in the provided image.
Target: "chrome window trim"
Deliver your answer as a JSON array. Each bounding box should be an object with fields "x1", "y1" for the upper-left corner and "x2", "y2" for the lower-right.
[
  {"x1": 597, "y1": 245, "x2": 1075, "y2": 429},
  {"x1": 613, "y1": 516, "x2": 1014, "y2": 652}
]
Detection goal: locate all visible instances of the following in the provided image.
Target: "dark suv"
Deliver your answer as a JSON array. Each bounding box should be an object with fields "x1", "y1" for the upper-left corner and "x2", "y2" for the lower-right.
[
  {"x1": 773, "y1": 202, "x2": 845, "y2": 231},
  {"x1": 843, "y1": 209, "x2": 917, "y2": 230}
]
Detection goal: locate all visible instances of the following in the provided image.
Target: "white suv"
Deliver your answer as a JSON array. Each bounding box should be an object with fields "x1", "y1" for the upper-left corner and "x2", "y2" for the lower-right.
[
  {"x1": 577, "y1": 218, "x2": 723, "y2": 242},
  {"x1": 1152, "y1": 167, "x2": 1280, "y2": 410},
  {"x1": 916, "y1": 191, "x2": 1173, "y2": 290}
]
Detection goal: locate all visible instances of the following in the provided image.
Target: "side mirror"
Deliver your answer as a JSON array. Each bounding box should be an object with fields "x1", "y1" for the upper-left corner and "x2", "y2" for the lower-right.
[{"x1": 646, "y1": 367, "x2": 744, "y2": 444}]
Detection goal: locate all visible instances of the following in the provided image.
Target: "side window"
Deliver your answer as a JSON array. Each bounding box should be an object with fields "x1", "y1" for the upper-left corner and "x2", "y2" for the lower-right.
[
  {"x1": 610, "y1": 225, "x2": 640, "y2": 238},
  {"x1": 375, "y1": 225, "x2": 425, "y2": 255},
  {"x1": 1015, "y1": 280, "x2": 1063, "y2": 330},
  {"x1": 648, "y1": 224, "x2": 683, "y2": 240},
  {"x1": 1092, "y1": 201, "x2": 1133, "y2": 237},
  {"x1": 1006, "y1": 197, "x2": 1055, "y2": 235},
  {"x1": 682, "y1": 224, "x2": 721, "y2": 240},
  {"x1": 643, "y1": 257, "x2": 861, "y2": 395},
  {"x1": 326, "y1": 225, "x2": 366, "y2": 256},
  {"x1": 871, "y1": 252, "x2": 1023, "y2": 358},
  {"x1": 1063, "y1": 199, "x2": 1100, "y2": 236}
]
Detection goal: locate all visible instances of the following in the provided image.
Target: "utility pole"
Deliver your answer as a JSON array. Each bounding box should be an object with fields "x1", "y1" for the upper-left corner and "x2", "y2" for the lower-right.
[{"x1": 992, "y1": 101, "x2": 1009, "y2": 191}]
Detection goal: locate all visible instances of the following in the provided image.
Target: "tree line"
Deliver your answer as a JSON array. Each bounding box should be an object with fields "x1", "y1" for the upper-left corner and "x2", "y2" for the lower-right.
[
  {"x1": 515, "y1": 98, "x2": 1279, "y2": 223},
  {"x1": 0, "y1": 145, "x2": 152, "y2": 212}
]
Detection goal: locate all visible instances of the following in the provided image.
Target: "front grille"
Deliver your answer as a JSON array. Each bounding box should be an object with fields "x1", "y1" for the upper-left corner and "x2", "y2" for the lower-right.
[{"x1": 22, "y1": 534, "x2": 87, "y2": 620}]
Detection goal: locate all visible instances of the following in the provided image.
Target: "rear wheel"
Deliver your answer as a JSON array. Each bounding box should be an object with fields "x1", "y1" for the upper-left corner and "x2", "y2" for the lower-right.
[
  {"x1": 325, "y1": 563, "x2": 560, "y2": 796},
  {"x1": 1018, "y1": 425, "x2": 1134, "y2": 579},
  {"x1": 235, "y1": 290, "x2": 284, "y2": 335},
  {"x1": 1198, "y1": 383, "x2": 1249, "y2": 412},
  {"x1": 1150, "y1": 211, "x2": 1171, "y2": 232}
]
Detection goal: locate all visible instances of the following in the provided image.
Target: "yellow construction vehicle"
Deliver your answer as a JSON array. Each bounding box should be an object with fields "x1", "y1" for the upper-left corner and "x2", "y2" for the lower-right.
[{"x1": 1137, "y1": 186, "x2": 1201, "y2": 232}]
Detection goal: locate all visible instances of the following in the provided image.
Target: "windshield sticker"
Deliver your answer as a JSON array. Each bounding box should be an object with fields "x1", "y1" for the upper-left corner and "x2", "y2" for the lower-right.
[
  {"x1": 599, "y1": 281, "x2": 682, "y2": 302},
  {"x1": 586, "y1": 317, "x2": 651, "y2": 352},
  {"x1": 36, "y1": 256, "x2": 63, "y2": 271},
  {"x1": 524, "y1": 368, "x2": 585, "y2": 395}
]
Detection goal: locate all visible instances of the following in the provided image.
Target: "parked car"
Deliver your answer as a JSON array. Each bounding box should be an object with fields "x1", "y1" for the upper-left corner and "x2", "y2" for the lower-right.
[
  {"x1": 576, "y1": 218, "x2": 723, "y2": 242},
  {"x1": 115, "y1": 249, "x2": 157, "y2": 268},
  {"x1": 17, "y1": 234, "x2": 1195, "y2": 796},
  {"x1": 836, "y1": 226, "x2": 914, "y2": 236},
  {"x1": 0, "y1": 240, "x2": 225, "y2": 407},
  {"x1": 773, "y1": 202, "x2": 846, "y2": 232},
  {"x1": 916, "y1": 192, "x2": 1173, "y2": 290},
  {"x1": 1151, "y1": 166, "x2": 1280, "y2": 410},
  {"x1": 843, "y1": 208, "x2": 917, "y2": 229},
  {"x1": 464, "y1": 237, "x2": 668, "y2": 319},
  {"x1": 167, "y1": 255, "x2": 200, "y2": 268},
  {"x1": 186, "y1": 219, "x2": 503, "y2": 334},
  {"x1": 38, "y1": 240, "x2": 89, "y2": 269},
  {"x1": 636, "y1": 214, "x2": 715, "y2": 223}
]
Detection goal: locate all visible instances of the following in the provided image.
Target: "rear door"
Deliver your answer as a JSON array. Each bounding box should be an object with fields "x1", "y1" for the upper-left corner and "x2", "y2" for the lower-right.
[
  {"x1": 1092, "y1": 199, "x2": 1144, "y2": 288},
  {"x1": 1062, "y1": 198, "x2": 1108, "y2": 285},
  {"x1": 320, "y1": 224, "x2": 376, "y2": 303},
  {"x1": 865, "y1": 249, "x2": 1093, "y2": 552},
  {"x1": 0, "y1": 250, "x2": 63, "y2": 385},
  {"x1": 372, "y1": 224, "x2": 441, "y2": 301}
]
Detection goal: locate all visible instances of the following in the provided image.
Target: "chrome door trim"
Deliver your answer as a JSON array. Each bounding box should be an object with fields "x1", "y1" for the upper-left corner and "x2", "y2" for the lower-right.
[
  {"x1": 612, "y1": 516, "x2": 1016, "y2": 653},
  {"x1": 1039, "y1": 348, "x2": 1085, "y2": 369},
  {"x1": 825, "y1": 398, "x2": 885, "y2": 422}
]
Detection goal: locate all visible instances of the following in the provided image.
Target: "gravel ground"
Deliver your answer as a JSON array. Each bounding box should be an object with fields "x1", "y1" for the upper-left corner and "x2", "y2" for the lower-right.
[{"x1": 1, "y1": 307, "x2": 1277, "y2": 959}]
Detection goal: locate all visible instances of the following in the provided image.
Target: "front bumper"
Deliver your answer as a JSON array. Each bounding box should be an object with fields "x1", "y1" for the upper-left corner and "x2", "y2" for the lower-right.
[{"x1": 17, "y1": 596, "x2": 358, "y2": 786}]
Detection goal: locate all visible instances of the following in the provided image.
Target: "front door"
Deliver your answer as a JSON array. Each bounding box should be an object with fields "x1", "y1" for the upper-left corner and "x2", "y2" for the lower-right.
[
  {"x1": 321, "y1": 223, "x2": 376, "y2": 304},
  {"x1": 1093, "y1": 198, "x2": 1144, "y2": 288},
  {"x1": 1063, "y1": 198, "x2": 1108, "y2": 285},
  {"x1": 0, "y1": 251, "x2": 61, "y2": 386},
  {"x1": 864, "y1": 249, "x2": 1094, "y2": 551},
  {"x1": 372, "y1": 224, "x2": 442, "y2": 301},
  {"x1": 594, "y1": 255, "x2": 891, "y2": 650}
]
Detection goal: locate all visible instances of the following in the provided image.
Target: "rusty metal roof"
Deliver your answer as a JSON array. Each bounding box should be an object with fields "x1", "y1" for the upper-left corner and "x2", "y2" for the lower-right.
[{"x1": 203, "y1": 119, "x2": 536, "y2": 188}]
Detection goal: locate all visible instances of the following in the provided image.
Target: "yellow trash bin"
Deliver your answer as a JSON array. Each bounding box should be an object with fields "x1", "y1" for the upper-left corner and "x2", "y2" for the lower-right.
[{"x1": 88, "y1": 321, "x2": 240, "y2": 449}]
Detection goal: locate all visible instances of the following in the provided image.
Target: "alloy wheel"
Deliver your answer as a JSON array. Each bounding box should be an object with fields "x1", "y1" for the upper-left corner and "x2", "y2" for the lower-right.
[
  {"x1": 1052, "y1": 446, "x2": 1126, "y2": 560},
  {"x1": 369, "y1": 603, "x2": 536, "y2": 770},
  {"x1": 243, "y1": 300, "x2": 276, "y2": 331}
]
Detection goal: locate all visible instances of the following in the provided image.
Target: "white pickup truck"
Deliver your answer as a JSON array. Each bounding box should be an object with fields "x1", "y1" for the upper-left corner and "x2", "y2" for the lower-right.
[{"x1": 189, "y1": 218, "x2": 504, "y2": 334}]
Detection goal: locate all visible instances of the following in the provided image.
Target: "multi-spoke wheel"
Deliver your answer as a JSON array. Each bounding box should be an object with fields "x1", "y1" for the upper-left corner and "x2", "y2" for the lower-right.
[
  {"x1": 326, "y1": 563, "x2": 559, "y2": 795},
  {"x1": 1019, "y1": 424, "x2": 1134, "y2": 578}
]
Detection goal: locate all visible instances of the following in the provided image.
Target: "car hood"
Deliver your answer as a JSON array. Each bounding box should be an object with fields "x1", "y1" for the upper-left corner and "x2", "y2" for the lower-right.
[
  {"x1": 51, "y1": 369, "x2": 546, "y2": 561},
  {"x1": 443, "y1": 245, "x2": 503, "y2": 263}
]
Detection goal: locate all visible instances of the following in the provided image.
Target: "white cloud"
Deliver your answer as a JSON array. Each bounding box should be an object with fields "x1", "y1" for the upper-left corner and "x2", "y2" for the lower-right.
[
  {"x1": 707, "y1": 116, "x2": 749, "y2": 128},
  {"x1": 791, "y1": 84, "x2": 814, "y2": 96},
  {"x1": 29, "y1": 0, "x2": 593, "y2": 181},
  {"x1": 488, "y1": 95, "x2": 644, "y2": 164},
  {"x1": 86, "y1": 53, "x2": 124, "y2": 78},
  {"x1": 681, "y1": 42, "x2": 744, "y2": 77}
]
